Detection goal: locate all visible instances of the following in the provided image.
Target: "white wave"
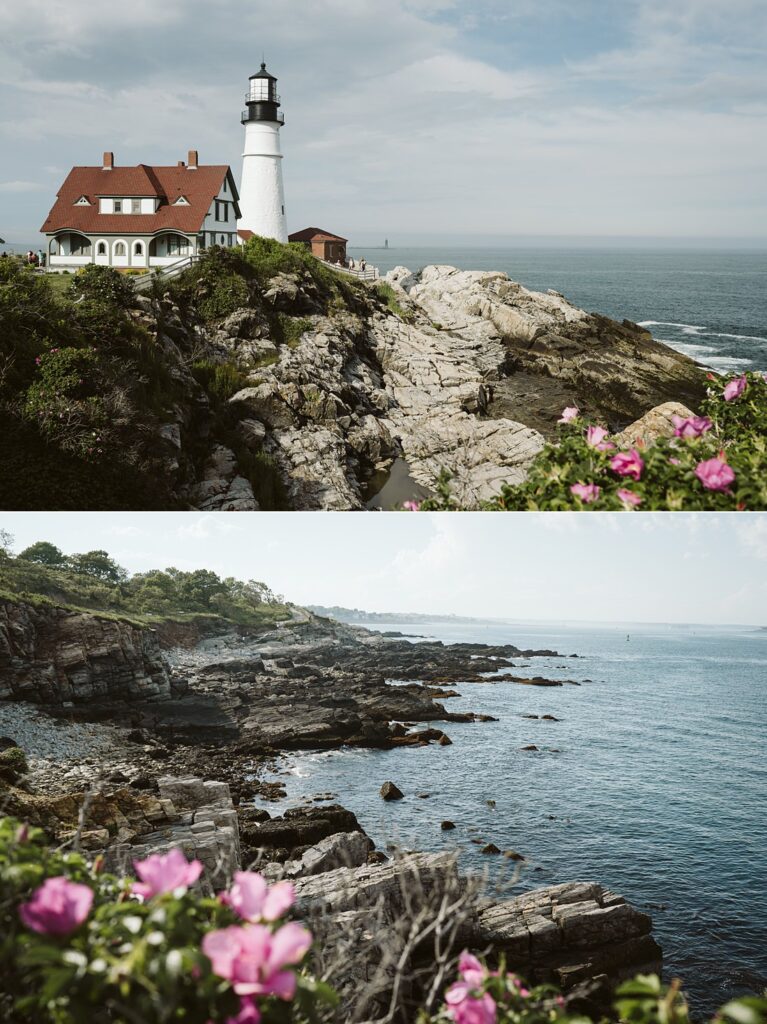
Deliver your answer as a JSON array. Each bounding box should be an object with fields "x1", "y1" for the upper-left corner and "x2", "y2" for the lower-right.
[
  {"x1": 709, "y1": 332, "x2": 767, "y2": 344},
  {"x1": 638, "y1": 320, "x2": 706, "y2": 332}
]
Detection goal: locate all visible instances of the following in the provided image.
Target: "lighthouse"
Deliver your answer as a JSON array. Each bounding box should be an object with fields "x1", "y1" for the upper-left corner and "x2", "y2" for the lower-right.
[{"x1": 238, "y1": 63, "x2": 288, "y2": 242}]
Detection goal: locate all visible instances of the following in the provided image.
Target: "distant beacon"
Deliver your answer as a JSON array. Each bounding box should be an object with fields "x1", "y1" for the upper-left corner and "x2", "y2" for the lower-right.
[{"x1": 238, "y1": 62, "x2": 288, "y2": 242}]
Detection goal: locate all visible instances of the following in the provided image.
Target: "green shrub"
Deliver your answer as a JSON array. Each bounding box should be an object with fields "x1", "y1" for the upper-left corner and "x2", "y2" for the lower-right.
[
  {"x1": 23, "y1": 347, "x2": 109, "y2": 460},
  {"x1": 0, "y1": 818, "x2": 331, "y2": 1024},
  {"x1": 67, "y1": 264, "x2": 135, "y2": 308},
  {"x1": 0, "y1": 748, "x2": 28, "y2": 783},
  {"x1": 273, "y1": 315, "x2": 313, "y2": 349},
  {"x1": 376, "y1": 281, "x2": 413, "y2": 321},
  {"x1": 191, "y1": 360, "x2": 248, "y2": 401}
]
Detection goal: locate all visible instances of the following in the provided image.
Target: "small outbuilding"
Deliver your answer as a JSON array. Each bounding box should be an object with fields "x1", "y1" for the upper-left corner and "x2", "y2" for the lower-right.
[{"x1": 288, "y1": 227, "x2": 347, "y2": 264}]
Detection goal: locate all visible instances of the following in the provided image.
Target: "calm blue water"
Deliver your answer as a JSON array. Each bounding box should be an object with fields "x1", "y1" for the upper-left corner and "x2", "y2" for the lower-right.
[
  {"x1": 262, "y1": 620, "x2": 767, "y2": 1015},
  {"x1": 349, "y1": 247, "x2": 767, "y2": 374}
]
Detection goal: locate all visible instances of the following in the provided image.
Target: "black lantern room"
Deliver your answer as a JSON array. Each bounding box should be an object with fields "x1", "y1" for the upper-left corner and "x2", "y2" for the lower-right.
[{"x1": 241, "y1": 63, "x2": 285, "y2": 125}]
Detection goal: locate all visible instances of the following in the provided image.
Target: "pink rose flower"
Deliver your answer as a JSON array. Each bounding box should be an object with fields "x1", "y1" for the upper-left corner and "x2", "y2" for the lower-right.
[
  {"x1": 723, "y1": 375, "x2": 747, "y2": 401},
  {"x1": 19, "y1": 876, "x2": 93, "y2": 936},
  {"x1": 132, "y1": 848, "x2": 203, "y2": 899},
  {"x1": 610, "y1": 448, "x2": 644, "y2": 481},
  {"x1": 223, "y1": 872, "x2": 295, "y2": 923},
  {"x1": 558, "y1": 406, "x2": 580, "y2": 424},
  {"x1": 445, "y1": 983, "x2": 497, "y2": 1024},
  {"x1": 694, "y1": 457, "x2": 735, "y2": 493},
  {"x1": 203, "y1": 922, "x2": 312, "y2": 998},
  {"x1": 585, "y1": 425, "x2": 614, "y2": 450},
  {"x1": 617, "y1": 489, "x2": 643, "y2": 509},
  {"x1": 672, "y1": 415, "x2": 713, "y2": 439},
  {"x1": 570, "y1": 483, "x2": 601, "y2": 504},
  {"x1": 227, "y1": 997, "x2": 261, "y2": 1024},
  {"x1": 458, "y1": 951, "x2": 485, "y2": 989},
  {"x1": 402, "y1": 500, "x2": 421, "y2": 511}
]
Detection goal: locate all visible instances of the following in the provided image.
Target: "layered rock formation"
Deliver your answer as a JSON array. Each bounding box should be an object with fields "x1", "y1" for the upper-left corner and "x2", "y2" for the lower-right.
[
  {"x1": 0, "y1": 599, "x2": 171, "y2": 704},
  {"x1": 106, "y1": 260, "x2": 707, "y2": 511}
]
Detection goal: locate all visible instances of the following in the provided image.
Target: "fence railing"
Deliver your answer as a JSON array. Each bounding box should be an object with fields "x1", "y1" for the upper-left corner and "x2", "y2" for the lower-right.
[
  {"x1": 132, "y1": 254, "x2": 199, "y2": 290},
  {"x1": 316, "y1": 257, "x2": 379, "y2": 281}
]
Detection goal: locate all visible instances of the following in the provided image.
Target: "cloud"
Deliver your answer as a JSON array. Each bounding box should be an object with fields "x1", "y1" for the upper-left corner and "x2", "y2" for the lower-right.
[
  {"x1": 175, "y1": 516, "x2": 241, "y2": 541},
  {"x1": 0, "y1": 0, "x2": 765, "y2": 240},
  {"x1": 0, "y1": 180, "x2": 47, "y2": 193},
  {"x1": 736, "y1": 517, "x2": 767, "y2": 560}
]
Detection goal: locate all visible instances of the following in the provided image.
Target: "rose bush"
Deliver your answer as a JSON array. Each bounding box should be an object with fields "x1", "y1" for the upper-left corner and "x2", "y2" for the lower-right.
[
  {"x1": 3, "y1": 820, "x2": 766, "y2": 1024},
  {"x1": 0, "y1": 817, "x2": 334, "y2": 1024},
  {"x1": 416, "y1": 372, "x2": 767, "y2": 511},
  {"x1": 424, "y1": 952, "x2": 767, "y2": 1024}
]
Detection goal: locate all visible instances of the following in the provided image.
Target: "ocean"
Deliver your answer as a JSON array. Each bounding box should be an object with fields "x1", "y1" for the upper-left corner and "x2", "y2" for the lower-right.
[
  {"x1": 349, "y1": 246, "x2": 767, "y2": 374},
  {"x1": 259, "y1": 619, "x2": 767, "y2": 1016}
]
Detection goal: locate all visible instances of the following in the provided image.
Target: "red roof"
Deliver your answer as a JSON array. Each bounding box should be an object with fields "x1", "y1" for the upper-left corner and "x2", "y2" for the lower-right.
[
  {"x1": 41, "y1": 163, "x2": 239, "y2": 235},
  {"x1": 238, "y1": 229, "x2": 255, "y2": 241},
  {"x1": 289, "y1": 226, "x2": 348, "y2": 243}
]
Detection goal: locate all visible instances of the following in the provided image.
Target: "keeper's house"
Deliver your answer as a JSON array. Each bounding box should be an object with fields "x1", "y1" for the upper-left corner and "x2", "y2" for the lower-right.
[{"x1": 40, "y1": 151, "x2": 241, "y2": 270}]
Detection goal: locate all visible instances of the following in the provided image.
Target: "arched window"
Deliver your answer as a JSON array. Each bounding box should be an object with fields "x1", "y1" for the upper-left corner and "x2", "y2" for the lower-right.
[
  {"x1": 220, "y1": 235, "x2": 226, "y2": 245},
  {"x1": 97, "y1": 242, "x2": 107, "y2": 255},
  {"x1": 114, "y1": 242, "x2": 126, "y2": 256},
  {"x1": 134, "y1": 242, "x2": 143, "y2": 256}
]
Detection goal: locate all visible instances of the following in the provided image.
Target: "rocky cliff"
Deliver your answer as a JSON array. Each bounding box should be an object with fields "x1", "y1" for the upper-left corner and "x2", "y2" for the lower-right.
[
  {"x1": 74, "y1": 256, "x2": 702, "y2": 512},
  {"x1": 0, "y1": 599, "x2": 171, "y2": 704}
]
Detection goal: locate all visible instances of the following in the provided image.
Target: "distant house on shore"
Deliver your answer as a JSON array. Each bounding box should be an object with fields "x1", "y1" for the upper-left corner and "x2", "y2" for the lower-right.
[
  {"x1": 288, "y1": 227, "x2": 347, "y2": 264},
  {"x1": 40, "y1": 151, "x2": 240, "y2": 270}
]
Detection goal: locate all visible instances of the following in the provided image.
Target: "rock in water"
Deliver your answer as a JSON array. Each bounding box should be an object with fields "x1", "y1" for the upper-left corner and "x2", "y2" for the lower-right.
[
  {"x1": 380, "y1": 781, "x2": 404, "y2": 801},
  {"x1": 441, "y1": 820, "x2": 456, "y2": 830}
]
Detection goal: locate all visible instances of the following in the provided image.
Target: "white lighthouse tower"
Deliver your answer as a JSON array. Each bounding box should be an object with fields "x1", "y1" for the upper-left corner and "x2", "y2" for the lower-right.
[{"x1": 238, "y1": 63, "x2": 288, "y2": 242}]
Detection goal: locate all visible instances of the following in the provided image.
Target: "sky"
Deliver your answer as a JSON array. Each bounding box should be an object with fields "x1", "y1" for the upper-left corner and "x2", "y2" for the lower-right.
[
  {"x1": 2, "y1": 512, "x2": 766, "y2": 626},
  {"x1": 1, "y1": 0, "x2": 766, "y2": 245}
]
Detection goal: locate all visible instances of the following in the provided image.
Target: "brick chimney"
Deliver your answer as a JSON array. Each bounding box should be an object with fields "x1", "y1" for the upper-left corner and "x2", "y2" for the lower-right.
[
  {"x1": 187, "y1": 149, "x2": 198, "y2": 170},
  {"x1": 177, "y1": 160, "x2": 186, "y2": 167},
  {"x1": 102, "y1": 151, "x2": 114, "y2": 170}
]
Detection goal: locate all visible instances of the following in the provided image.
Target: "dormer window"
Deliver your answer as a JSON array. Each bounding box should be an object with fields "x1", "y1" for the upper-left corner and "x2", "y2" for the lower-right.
[
  {"x1": 74, "y1": 195, "x2": 91, "y2": 205},
  {"x1": 114, "y1": 200, "x2": 122, "y2": 213},
  {"x1": 173, "y1": 195, "x2": 190, "y2": 206}
]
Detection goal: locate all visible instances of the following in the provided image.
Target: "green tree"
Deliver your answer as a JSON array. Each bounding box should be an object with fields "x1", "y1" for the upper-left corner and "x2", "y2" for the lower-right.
[
  {"x1": 68, "y1": 549, "x2": 127, "y2": 584},
  {"x1": 179, "y1": 569, "x2": 227, "y2": 610},
  {"x1": 17, "y1": 541, "x2": 66, "y2": 567}
]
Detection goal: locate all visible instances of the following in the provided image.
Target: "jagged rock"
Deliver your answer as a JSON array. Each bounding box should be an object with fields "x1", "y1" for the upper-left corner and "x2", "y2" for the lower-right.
[
  {"x1": 237, "y1": 418, "x2": 268, "y2": 445},
  {"x1": 482, "y1": 843, "x2": 501, "y2": 854},
  {"x1": 297, "y1": 831, "x2": 373, "y2": 876},
  {"x1": 380, "y1": 781, "x2": 404, "y2": 801},
  {"x1": 0, "y1": 600, "x2": 171, "y2": 704},
  {"x1": 240, "y1": 804, "x2": 365, "y2": 858},
  {"x1": 383, "y1": 266, "x2": 417, "y2": 291},
  {"x1": 185, "y1": 444, "x2": 260, "y2": 511},
  {"x1": 441, "y1": 820, "x2": 456, "y2": 830},
  {"x1": 218, "y1": 308, "x2": 271, "y2": 341},
  {"x1": 469, "y1": 881, "x2": 662, "y2": 991},
  {"x1": 615, "y1": 401, "x2": 695, "y2": 447}
]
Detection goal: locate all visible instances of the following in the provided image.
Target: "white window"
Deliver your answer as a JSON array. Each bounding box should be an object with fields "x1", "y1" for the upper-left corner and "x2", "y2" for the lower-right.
[
  {"x1": 97, "y1": 241, "x2": 107, "y2": 255},
  {"x1": 173, "y1": 196, "x2": 189, "y2": 206},
  {"x1": 114, "y1": 241, "x2": 126, "y2": 256},
  {"x1": 134, "y1": 241, "x2": 143, "y2": 256},
  {"x1": 114, "y1": 200, "x2": 122, "y2": 213},
  {"x1": 74, "y1": 195, "x2": 91, "y2": 206},
  {"x1": 131, "y1": 199, "x2": 141, "y2": 214}
]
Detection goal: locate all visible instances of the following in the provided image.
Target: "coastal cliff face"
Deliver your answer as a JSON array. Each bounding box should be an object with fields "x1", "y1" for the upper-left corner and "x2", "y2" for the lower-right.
[
  {"x1": 0, "y1": 599, "x2": 171, "y2": 704},
  {"x1": 205, "y1": 264, "x2": 705, "y2": 509},
  {"x1": 5, "y1": 254, "x2": 703, "y2": 512}
]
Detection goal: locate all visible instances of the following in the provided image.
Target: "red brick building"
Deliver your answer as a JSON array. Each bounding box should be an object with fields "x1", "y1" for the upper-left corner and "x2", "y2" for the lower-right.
[{"x1": 288, "y1": 227, "x2": 347, "y2": 264}]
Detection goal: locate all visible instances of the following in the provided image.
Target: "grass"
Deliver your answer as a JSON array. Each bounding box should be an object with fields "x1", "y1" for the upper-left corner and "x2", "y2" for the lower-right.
[{"x1": 376, "y1": 281, "x2": 414, "y2": 321}]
